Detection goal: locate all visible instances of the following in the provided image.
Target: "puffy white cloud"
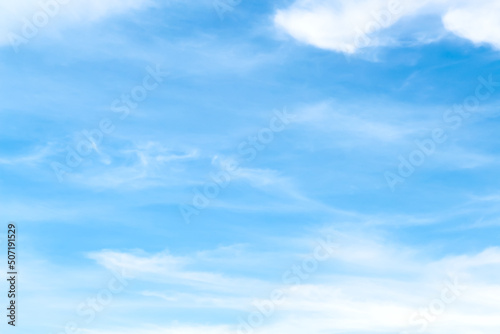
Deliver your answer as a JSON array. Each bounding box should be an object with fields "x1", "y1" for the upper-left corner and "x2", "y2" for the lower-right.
[
  {"x1": 274, "y1": 0, "x2": 410, "y2": 53},
  {"x1": 274, "y1": 0, "x2": 500, "y2": 53},
  {"x1": 442, "y1": 0, "x2": 500, "y2": 50}
]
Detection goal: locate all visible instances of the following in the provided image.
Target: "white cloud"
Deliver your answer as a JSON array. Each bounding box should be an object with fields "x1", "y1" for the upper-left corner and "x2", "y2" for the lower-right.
[
  {"x1": 17, "y1": 226, "x2": 500, "y2": 334},
  {"x1": 442, "y1": 1, "x2": 500, "y2": 50},
  {"x1": 0, "y1": 144, "x2": 54, "y2": 165},
  {"x1": 274, "y1": 0, "x2": 500, "y2": 53},
  {"x1": 88, "y1": 250, "x2": 186, "y2": 276},
  {"x1": 274, "y1": 0, "x2": 419, "y2": 53},
  {"x1": 87, "y1": 249, "x2": 268, "y2": 293},
  {"x1": 63, "y1": 141, "x2": 199, "y2": 189},
  {"x1": 214, "y1": 158, "x2": 291, "y2": 189},
  {"x1": 83, "y1": 236, "x2": 500, "y2": 334},
  {"x1": 293, "y1": 101, "x2": 418, "y2": 143}
]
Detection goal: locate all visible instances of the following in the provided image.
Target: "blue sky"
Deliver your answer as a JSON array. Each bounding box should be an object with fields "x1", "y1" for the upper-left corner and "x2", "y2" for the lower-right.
[{"x1": 2, "y1": 0, "x2": 500, "y2": 333}]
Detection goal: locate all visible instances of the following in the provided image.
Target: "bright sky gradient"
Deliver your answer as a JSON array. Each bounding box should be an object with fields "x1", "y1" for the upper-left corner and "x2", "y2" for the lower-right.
[{"x1": 1, "y1": 0, "x2": 500, "y2": 333}]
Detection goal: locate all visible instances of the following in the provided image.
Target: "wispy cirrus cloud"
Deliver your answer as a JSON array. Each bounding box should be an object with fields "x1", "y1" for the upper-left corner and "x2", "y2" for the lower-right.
[
  {"x1": 292, "y1": 100, "x2": 421, "y2": 143},
  {"x1": 55, "y1": 140, "x2": 200, "y2": 189},
  {"x1": 0, "y1": 143, "x2": 54, "y2": 165},
  {"x1": 79, "y1": 229, "x2": 500, "y2": 334}
]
